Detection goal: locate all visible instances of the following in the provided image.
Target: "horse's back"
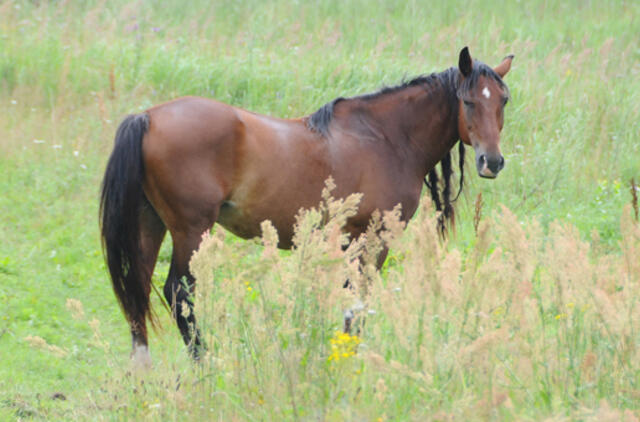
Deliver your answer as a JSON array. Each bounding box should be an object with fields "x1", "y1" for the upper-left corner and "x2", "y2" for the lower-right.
[
  {"x1": 140, "y1": 96, "x2": 328, "y2": 244},
  {"x1": 146, "y1": 96, "x2": 242, "y2": 145}
]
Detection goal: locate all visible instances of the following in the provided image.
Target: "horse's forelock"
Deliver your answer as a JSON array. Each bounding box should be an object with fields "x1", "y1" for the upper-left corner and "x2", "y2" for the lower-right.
[{"x1": 457, "y1": 61, "x2": 509, "y2": 99}]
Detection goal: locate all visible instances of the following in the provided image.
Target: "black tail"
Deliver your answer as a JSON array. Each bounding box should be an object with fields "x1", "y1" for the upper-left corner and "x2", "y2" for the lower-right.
[{"x1": 99, "y1": 113, "x2": 151, "y2": 336}]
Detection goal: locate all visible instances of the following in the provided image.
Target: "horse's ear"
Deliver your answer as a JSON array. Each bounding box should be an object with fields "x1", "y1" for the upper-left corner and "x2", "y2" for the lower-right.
[
  {"x1": 458, "y1": 47, "x2": 473, "y2": 77},
  {"x1": 494, "y1": 54, "x2": 514, "y2": 78}
]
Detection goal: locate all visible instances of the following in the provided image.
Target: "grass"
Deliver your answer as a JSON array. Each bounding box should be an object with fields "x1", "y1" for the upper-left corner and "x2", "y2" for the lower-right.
[{"x1": 0, "y1": 0, "x2": 639, "y2": 419}]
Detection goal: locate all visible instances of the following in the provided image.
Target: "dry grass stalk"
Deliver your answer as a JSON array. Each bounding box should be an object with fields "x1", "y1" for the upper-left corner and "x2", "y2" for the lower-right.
[
  {"x1": 65, "y1": 298, "x2": 85, "y2": 320},
  {"x1": 473, "y1": 192, "x2": 483, "y2": 236},
  {"x1": 109, "y1": 64, "x2": 116, "y2": 99},
  {"x1": 176, "y1": 179, "x2": 640, "y2": 419},
  {"x1": 631, "y1": 178, "x2": 638, "y2": 222},
  {"x1": 24, "y1": 335, "x2": 68, "y2": 358}
]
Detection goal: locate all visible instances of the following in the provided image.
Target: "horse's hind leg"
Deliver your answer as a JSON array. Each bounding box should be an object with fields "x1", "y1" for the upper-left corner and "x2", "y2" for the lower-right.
[
  {"x1": 131, "y1": 200, "x2": 166, "y2": 367},
  {"x1": 163, "y1": 216, "x2": 218, "y2": 359}
]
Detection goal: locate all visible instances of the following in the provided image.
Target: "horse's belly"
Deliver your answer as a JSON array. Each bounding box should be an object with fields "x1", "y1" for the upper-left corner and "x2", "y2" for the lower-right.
[
  {"x1": 216, "y1": 200, "x2": 261, "y2": 239},
  {"x1": 216, "y1": 199, "x2": 298, "y2": 249}
]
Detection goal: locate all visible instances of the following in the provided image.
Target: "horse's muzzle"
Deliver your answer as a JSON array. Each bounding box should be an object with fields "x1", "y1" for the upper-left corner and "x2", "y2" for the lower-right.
[{"x1": 477, "y1": 153, "x2": 504, "y2": 178}]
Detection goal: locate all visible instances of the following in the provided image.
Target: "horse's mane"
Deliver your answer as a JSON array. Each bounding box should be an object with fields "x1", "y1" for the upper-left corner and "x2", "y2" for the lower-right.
[
  {"x1": 307, "y1": 69, "x2": 458, "y2": 137},
  {"x1": 307, "y1": 62, "x2": 508, "y2": 234},
  {"x1": 307, "y1": 62, "x2": 507, "y2": 135},
  {"x1": 306, "y1": 97, "x2": 345, "y2": 138}
]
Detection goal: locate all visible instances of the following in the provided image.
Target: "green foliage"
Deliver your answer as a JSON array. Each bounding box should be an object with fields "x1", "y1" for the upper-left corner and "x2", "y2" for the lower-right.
[{"x1": 0, "y1": 0, "x2": 639, "y2": 419}]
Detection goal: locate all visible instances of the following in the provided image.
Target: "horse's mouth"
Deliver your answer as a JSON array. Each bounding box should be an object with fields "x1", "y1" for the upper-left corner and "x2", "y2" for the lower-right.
[{"x1": 478, "y1": 169, "x2": 498, "y2": 179}]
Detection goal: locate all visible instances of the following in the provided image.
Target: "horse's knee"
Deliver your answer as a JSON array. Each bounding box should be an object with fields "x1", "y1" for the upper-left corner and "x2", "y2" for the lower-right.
[{"x1": 164, "y1": 278, "x2": 185, "y2": 306}]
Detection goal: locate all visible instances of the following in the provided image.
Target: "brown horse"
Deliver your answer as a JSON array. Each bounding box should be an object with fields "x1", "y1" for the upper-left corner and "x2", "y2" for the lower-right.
[{"x1": 100, "y1": 47, "x2": 513, "y2": 366}]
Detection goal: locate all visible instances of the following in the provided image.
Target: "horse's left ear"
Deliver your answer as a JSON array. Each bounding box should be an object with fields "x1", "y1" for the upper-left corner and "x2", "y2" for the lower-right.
[
  {"x1": 494, "y1": 54, "x2": 514, "y2": 78},
  {"x1": 459, "y1": 46, "x2": 473, "y2": 77}
]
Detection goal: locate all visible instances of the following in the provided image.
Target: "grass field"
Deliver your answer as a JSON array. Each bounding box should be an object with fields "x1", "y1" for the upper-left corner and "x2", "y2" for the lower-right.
[{"x1": 0, "y1": 0, "x2": 639, "y2": 420}]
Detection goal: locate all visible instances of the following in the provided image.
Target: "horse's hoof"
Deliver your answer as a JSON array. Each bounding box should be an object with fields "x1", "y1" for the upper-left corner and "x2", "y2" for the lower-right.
[{"x1": 131, "y1": 344, "x2": 152, "y2": 370}]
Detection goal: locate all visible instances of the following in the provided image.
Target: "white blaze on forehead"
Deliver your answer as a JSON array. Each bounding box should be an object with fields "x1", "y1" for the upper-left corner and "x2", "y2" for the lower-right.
[{"x1": 482, "y1": 86, "x2": 491, "y2": 99}]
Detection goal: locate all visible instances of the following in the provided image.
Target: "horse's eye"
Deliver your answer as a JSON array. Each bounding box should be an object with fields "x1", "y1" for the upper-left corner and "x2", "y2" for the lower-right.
[{"x1": 463, "y1": 100, "x2": 474, "y2": 108}]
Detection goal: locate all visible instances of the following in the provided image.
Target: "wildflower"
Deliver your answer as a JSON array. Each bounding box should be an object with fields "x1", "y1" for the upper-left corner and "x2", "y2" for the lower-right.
[
  {"x1": 328, "y1": 331, "x2": 360, "y2": 362},
  {"x1": 555, "y1": 313, "x2": 567, "y2": 320}
]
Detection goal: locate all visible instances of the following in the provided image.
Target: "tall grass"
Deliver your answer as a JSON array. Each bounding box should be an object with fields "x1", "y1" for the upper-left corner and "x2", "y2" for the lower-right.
[
  {"x1": 31, "y1": 187, "x2": 640, "y2": 419},
  {"x1": 1, "y1": 0, "x2": 639, "y2": 419},
  {"x1": 187, "y1": 185, "x2": 640, "y2": 419}
]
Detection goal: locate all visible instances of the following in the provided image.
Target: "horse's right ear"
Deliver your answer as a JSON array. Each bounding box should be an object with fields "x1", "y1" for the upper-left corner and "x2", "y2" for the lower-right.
[
  {"x1": 493, "y1": 54, "x2": 514, "y2": 78},
  {"x1": 459, "y1": 47, "x2": 473, "y2": 77}
]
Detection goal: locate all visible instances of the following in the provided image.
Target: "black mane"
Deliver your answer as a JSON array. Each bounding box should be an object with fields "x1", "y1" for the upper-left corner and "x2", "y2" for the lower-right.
[
  {"x1": 306, "y1": 69, "x2": 457, "y2": 137},
  {"x1": 306, "y1": 62, "x2": 507, "y2": 138},
  {"x1": 306, "y1": 97, "x2": 345, "y2": 138}
]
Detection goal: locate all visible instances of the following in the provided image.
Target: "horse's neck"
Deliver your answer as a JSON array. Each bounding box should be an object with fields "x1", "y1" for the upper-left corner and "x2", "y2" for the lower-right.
[{"x1": 364, "y1": 84, "x2": 460, "y2": 176}]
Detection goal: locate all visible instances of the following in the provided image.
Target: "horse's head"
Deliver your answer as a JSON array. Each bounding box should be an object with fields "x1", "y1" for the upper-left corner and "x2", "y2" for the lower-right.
[{"x1": 456, "y1": 47, "x2": 513, "y2": 179}]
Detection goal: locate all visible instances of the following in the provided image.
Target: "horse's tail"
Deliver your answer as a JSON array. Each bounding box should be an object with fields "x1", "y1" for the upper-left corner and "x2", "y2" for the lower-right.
[{"x1": 99, "y1": 113, "x2": 152, "y2": 335}]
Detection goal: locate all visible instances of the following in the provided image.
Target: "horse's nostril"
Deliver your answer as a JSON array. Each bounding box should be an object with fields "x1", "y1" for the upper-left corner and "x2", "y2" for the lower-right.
[
  {"x1": 479, "y1": 154, "x2": 487, "y2": 165},
  {"x1": 499, "y1": 156, "x2": 505, "y2": 168}
]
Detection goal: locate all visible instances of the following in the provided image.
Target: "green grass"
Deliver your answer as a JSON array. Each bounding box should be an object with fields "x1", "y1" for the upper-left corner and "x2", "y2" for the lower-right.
[{"x1": 0, "y1": 0, "x2": 639, "y2": 419}]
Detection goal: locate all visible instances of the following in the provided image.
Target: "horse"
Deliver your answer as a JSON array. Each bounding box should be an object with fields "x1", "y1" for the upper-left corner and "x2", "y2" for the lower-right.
[{"x1": 100, "y1": 46, "x2": 513, "y2": 366}]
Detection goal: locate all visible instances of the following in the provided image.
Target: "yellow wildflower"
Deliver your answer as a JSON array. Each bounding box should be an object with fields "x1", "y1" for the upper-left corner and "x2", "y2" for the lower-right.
[
  {"x1": 328, "y1": 331, "x2": 360, "y2": 362},
  {"x1": 492, "y1": 306, "x2": 505, "y2": 317}
]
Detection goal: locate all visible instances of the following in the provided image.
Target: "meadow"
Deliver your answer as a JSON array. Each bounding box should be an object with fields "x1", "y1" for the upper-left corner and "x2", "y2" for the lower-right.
[{"x1": 0, "y1": 0, "x2": 638, "y2": 420}]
